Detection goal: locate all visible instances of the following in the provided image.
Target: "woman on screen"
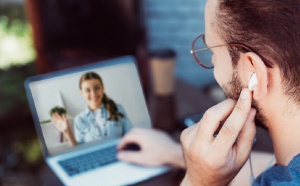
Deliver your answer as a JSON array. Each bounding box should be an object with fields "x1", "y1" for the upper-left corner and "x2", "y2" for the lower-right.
[{"x1": 51, "y1": 72, "x2": 132, "y2": 146}]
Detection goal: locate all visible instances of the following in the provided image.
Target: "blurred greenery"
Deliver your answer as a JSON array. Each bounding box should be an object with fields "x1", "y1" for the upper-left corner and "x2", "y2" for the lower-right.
[
  {"x1": 50, "y1": 106, "x2": 67, "y2": 117},
  {"x1": 0, "y1": 4, "x2": 43, "y2": 185},
  {"x1": 0, "y1": 131, "x2": 43, "y2": 180},
  {"x1": 0, "y1": 4, "x2": 27, "y2": 22},
  {"x1": 15, "y1": 138, "x2": 42, "y2": 164},
  {"x1": 0, "y1": 3, "x2": 36, "y2": 116},
  {"x1": 0, "y1": 63, "x2": 36, "y2": 117},
  {"x1": 0, "y1": 4, "x2": 35, "y2": 69}
]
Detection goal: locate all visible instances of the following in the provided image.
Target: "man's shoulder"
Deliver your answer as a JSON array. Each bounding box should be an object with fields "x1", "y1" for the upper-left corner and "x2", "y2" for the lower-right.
[{"x1": 253, "y1": 154, "x2": 300, "y2": 185}]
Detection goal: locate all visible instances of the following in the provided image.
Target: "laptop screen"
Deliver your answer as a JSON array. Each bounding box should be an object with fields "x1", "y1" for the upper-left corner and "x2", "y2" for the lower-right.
[{"x1": 25, "y1": 56, "x2": 151, "y2": 156}]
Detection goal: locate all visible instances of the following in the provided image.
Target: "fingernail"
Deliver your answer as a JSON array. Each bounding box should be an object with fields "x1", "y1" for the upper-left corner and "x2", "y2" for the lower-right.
[{"x1": 240, "y1": 89, "x2": 248, "y2": 100}]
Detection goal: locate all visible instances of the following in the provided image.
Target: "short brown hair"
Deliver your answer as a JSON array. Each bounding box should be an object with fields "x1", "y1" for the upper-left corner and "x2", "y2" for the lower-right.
[{"x1": 216, "y1": 0, "x2": 300, "y2": 102}]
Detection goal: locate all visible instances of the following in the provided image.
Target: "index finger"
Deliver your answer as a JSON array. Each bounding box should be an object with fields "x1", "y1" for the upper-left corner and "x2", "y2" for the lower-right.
[
  {"x1": 196, "y1": 99, "x2": 236, "y2": 142},
  {"x1": 213, "y1": 88, "x2": 252, "y2": 151}
]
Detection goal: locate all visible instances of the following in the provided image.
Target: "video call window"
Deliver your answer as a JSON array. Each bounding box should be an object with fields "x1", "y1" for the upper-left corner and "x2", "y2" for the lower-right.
[{"x1": 28, "y1": 61, "x2": 150, "y2": 155}]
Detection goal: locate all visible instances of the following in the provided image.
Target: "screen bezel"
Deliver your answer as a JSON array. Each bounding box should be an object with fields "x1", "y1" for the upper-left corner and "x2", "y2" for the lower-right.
[{"x1": 24, "y1": 55, "x2": 147, "y2": 157}]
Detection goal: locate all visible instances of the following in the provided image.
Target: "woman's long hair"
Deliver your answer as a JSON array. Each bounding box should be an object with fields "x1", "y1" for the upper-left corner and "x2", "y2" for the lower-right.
[{"x1": 79, "y1": 72, "x2": 124, "y2": 121}]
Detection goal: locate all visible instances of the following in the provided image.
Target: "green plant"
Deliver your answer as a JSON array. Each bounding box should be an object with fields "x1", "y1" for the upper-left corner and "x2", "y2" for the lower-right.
[
  {"x1": 40, "y1": 106, "x2": 67, "y2": 124},
  {"x1": 0, "y1": 4, "x2": 35, "y2": 69},
  {"x1": 50, "y1": 106, "x2": 67, "y2": 116}
]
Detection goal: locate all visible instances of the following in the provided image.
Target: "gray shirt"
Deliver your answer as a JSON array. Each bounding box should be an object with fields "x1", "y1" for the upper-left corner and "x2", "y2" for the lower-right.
[{"x1": 74, "y1": 104, "x2": 132, "y2": 144}]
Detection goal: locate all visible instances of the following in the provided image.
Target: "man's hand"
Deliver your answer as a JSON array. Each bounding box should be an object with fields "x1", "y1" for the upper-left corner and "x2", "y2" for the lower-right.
[
  {"x1": 117, "y1": 128, "x2": 184, "y2": 168},
  {"x1": 180, "y1": 88, "x2": 256, "y2": 186}
]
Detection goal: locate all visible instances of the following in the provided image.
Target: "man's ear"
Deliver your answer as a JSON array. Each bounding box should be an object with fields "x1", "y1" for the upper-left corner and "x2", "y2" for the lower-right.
[{"x1": 243, "y1": 52, "x2": 268, "y2": 100}]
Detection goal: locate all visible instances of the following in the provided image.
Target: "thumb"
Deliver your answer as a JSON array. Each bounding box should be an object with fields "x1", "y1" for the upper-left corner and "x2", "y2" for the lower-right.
[{"x1": 236, "y1": 108, "x2": 257, "y2": 163}]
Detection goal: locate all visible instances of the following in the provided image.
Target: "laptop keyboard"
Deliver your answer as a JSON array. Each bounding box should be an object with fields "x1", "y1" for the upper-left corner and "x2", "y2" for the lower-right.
[{"x1": 58, "y1": 145, "x2": 118, "y2": 177}]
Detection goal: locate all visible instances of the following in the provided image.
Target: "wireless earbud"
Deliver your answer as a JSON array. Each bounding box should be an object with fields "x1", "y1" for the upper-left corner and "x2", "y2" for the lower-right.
[{"x1": 248, "y1": 73, "x2": 258, "y2": 91}]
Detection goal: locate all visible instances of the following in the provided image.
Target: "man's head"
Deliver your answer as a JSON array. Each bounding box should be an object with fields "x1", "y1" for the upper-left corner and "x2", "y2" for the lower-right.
[{"x1": 204, "y1": 0, "x2": 300, "y2": 129}]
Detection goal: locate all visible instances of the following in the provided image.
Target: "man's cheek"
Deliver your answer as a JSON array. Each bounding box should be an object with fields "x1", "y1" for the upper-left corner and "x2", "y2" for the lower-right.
[{"x1": 213, "y1": 68, "x2": 222, "y2": 86}]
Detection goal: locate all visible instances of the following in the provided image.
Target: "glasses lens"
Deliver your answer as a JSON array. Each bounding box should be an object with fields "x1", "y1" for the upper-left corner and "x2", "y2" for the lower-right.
[{"x1": 193, "y1": 36, "x2": 213, "y2": 68}]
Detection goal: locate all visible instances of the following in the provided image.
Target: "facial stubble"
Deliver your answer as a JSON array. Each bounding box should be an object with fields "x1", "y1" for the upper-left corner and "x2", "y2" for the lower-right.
[{"x1": 222, "y1": 69, "x2": 269, "y2": 130}]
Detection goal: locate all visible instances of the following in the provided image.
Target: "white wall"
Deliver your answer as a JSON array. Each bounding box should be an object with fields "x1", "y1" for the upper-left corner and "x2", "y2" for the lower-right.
[{"x1": 29, "y1": 61, "x2": 151, "y2": 129}]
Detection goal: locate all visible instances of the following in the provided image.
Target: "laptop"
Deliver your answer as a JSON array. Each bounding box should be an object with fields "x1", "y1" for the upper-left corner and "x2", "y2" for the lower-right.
[{"x1": 25, "y1": 56, "x2": 169, "y2": 186}]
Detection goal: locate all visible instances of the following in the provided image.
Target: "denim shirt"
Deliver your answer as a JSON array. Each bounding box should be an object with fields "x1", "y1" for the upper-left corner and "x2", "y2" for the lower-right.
[
  {"x1": 253, "y1": 154, "x2": 300, "y2": 186},
  {"x1": 74, "y1": 104, "x2": 132, "y2": 144}
]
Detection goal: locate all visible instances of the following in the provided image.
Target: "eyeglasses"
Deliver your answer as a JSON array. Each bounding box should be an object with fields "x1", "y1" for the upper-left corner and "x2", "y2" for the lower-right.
[{"x1": 190, "y1": 34, "x2": 273, "y2": 69}]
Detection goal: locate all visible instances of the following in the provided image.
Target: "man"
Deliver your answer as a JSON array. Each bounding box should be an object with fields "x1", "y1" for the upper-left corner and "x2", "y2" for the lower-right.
[
  {"x1": 119, "y1": 0, "x2": 300, "y2": 185},
  {"x1": 180, "y1": 0, "x2": 300, "y2": 185},
  {"x1": 117, "y1": 129, "x2": 276, "y2": 185}
]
